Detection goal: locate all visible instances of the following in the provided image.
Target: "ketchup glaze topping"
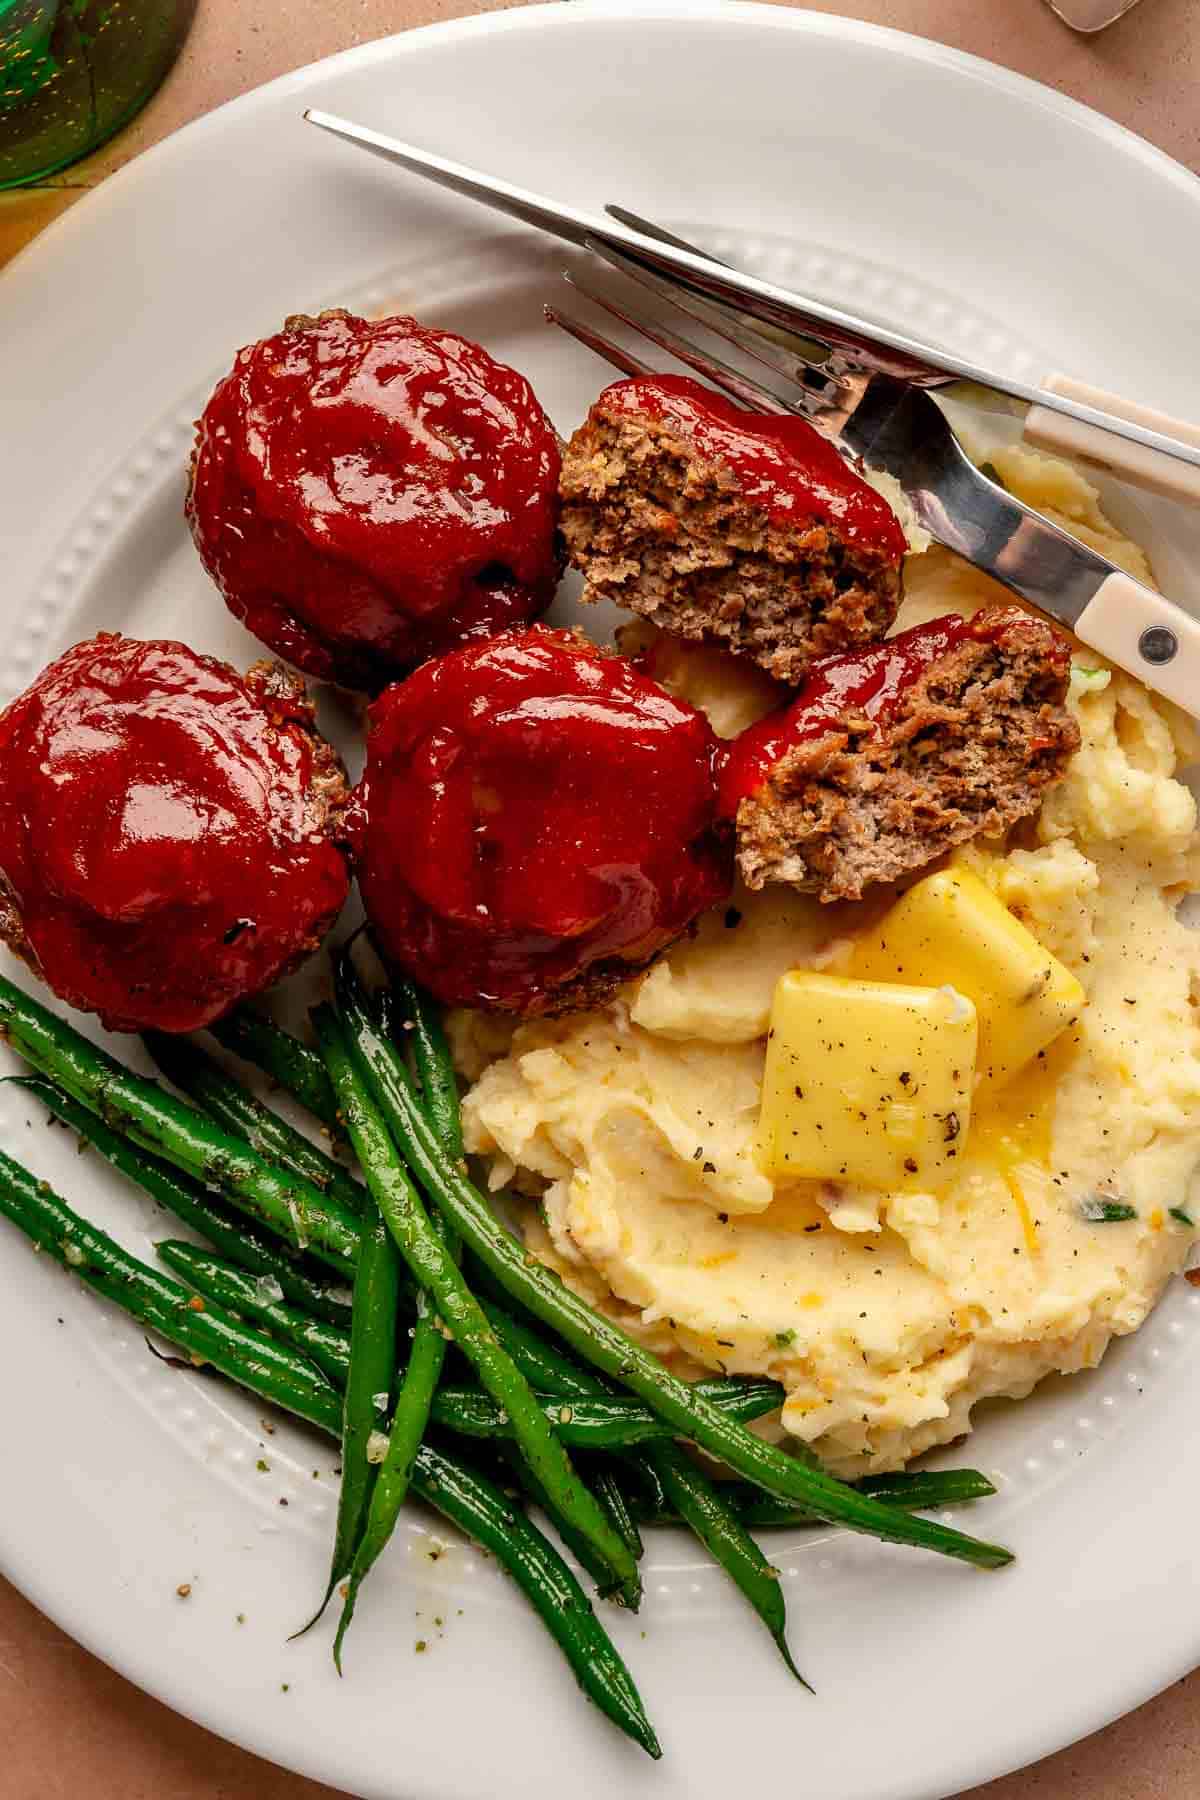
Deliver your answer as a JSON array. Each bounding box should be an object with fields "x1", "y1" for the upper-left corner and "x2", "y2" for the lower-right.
[
  {"x1": 354, "y1": 627, "x2": 732, "y2": 1013},
  {"x1": 598, "y1": 374, "x2": 907, "y2": 557},
  {"x1": 0, "y1": 635, "x2": 350, "y2": 1033},
  {"x1": 718, "y1": 608, "x2": 1063, "y2": 815},
  {"x1": 187, "y1": 310, "x2": 564, "y2": 692}
]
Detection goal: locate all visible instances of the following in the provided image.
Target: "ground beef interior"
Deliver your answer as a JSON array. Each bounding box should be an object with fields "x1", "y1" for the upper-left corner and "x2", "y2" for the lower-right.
[
  {"x1": 734, "y1": 612, "x2": 1080, "y2": 901},
  {"x1": 560, "y1": 382, "x2": 904, "y2": 683}
]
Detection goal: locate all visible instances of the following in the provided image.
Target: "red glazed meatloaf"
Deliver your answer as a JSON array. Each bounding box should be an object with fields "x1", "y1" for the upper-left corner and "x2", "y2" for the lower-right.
[
  {"x1": 717, "y1": 607, "x2": 1080, "y2": 903},
  {"x1": 351, "y1": 627, "x2": 731, "y2": 1016},
  {"x1": 187, "y1": 310, "x2": 564, "y2": 692},
  {"x1": 0, "y1": 635, "x2": 351, "y2": 1033},
  {"x1": 559, "y1": 374, "x2": 907, "y2": 682}
]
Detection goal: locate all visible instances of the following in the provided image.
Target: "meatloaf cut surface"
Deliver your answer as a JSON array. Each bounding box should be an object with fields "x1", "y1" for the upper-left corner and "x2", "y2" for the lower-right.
[
  {"x1": 718, "y1": 606, "x2": 1080, "y2": 903},
  {"x1": 559, "y1": 374, "x2": 907, "y2": 683}
]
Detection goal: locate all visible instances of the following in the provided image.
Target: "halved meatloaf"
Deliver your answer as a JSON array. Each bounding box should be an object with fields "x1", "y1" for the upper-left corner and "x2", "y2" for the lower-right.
[
  {"x1": 717, "y1": 607, "x2": 1080, "y2": 902},
  {"x1": 560, "y1": 374, "x2": 907, "y2": 682}
]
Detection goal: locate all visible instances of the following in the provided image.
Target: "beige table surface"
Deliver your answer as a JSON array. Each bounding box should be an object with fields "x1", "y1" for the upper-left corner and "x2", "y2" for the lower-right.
[{"x1": 3, "y1": 1, "x2": 1200, "y2": 1795}]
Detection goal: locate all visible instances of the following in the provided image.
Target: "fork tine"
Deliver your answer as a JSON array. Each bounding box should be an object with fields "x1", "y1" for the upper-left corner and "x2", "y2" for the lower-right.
[
  {"x1": 542, "y1": 303, "x2": 657, "y2": 381},
  {"x1": 590, "y1": 235, "x2": 839, "y2": 395},
  {"x1": 561, "y1": 270, "x2": 795, "y2": 417}
]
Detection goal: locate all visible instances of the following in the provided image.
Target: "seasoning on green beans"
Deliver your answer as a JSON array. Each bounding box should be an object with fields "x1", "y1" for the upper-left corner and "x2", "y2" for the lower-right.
[
  {"x1": 156, "y1": 1239, "x2": 351, "y2": 1387},
  {"x1": 314, "y1": 1001, "x2": 642, "y2": 1610}
]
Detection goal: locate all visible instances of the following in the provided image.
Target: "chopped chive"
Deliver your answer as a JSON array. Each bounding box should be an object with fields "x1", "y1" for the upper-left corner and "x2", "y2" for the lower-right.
[
  {"x1": 1079, "y1": 1196, "x2": 1137, "y2": 1223},
  {"x1": 1169, "y1": 1207, "x2": 1194, "y2": 1227}
]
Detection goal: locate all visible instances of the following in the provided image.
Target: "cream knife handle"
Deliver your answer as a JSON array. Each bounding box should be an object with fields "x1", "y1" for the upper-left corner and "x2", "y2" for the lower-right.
[
  {"x1": 1074, "y1": 573, "x2": 1200, "y2": 716},
  {"x1": 1024, "y1": 373, "x2": 1200, "y2": 504}
]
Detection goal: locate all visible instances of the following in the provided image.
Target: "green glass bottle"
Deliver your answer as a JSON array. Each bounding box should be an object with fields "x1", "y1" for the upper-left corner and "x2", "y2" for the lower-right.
[{"x1": 0, "y1": 0, "x2": 195, "y2": 190}]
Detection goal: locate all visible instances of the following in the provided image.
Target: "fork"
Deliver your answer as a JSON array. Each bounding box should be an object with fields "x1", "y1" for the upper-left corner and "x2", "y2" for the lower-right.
[{"x1": 549, "y1": 228, "x2": 1200, "y2": 719}]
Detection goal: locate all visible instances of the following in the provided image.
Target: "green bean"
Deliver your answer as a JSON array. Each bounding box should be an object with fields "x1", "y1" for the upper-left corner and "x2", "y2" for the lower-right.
[
  {"x1": 733, "y1": 1469, "x2": 997, "y2": 1528},
  {"x1": 145, "y1": 1033, "x2": 364, "y2": 1217},
  {"x1": 381, "y1": 979, "x2": 463, "y2": 1158},
  {"x1": 14, "y1": 1076, "x2": 354, "y2": 1326},
  {"x1": 0, "y1": 1155, "x2": 657, "y2": 1757},
  {"x1": 333, "y1": 1284, "x2": 448, "y2": 1672},
  {"x1": 315, "y1": 1002, "x2": 642, "y2": 1609},
  {"x1": 619, "y1": 1448, "x2": 671, "y2": 1521},
  {"x1": 155, "y1": 1239, "x2": 350, "y2": 1386},
  {"x1": 209, "y1": 1005, "x2": 339, "y2": 1129},
  {"x1": 332, "y1": 989, "x2": 1012, "y2": 1571},
  {"x1": 646, "y1": 1441, "x2": 808, "y2": 1686},
  {"x1": 428, "y1": 1381, "x2": 785, "y2": 1448},
  {"x1": 589, "y1": 1461, "x2": 644, "y2": 1564},
  {"x1": 0, "y1": 974, "x2": 358, "y2": 1275},
  {"x1": 476, "y1": 1292, "x2": 603, "y2": 1396},
  {"x1": 300, "y1": 1192, "x2": 402, "y2": 1637},
  {"x1": 498, "y1": 1444, "x2": 627, "y2": 1601},
  {"x1": 621, "y1": 1467, "x2": 996, "y2": 1530},
  {"x1": 0, "y1": 1148, "x2": 340, "y2": 1432},
  {"x1": 149, "y1": 1238, "x2": 992, "y2": 1538},
  {"x1": 333, "y1": 968, "x2": 461, "y2": 1663}
]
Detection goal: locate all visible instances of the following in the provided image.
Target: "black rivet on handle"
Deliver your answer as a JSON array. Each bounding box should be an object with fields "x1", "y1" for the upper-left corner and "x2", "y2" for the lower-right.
[{"x1": 1139, "y1": 626, "x2": 1179, "y2": 666}]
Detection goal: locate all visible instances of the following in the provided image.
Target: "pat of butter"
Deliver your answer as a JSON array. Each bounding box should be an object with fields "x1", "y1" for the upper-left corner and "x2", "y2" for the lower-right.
[
  {"x1": 849, "y1": 869, "x2": 1085, "y2": 1090},
  {"x1": 758, "y1": 971, "x2": 976, "y2": 1189}
]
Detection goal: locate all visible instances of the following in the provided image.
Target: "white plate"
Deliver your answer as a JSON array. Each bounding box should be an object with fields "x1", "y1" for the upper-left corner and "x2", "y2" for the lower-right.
[{"x1": 3, "y1": 6, "x2": 1200, "y2": 1797}]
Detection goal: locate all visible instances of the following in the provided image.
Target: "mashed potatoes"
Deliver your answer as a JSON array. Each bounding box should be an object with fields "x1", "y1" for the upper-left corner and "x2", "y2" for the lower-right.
[{"x1": 451, "y1": 449, "x2": 1200, "y2": 1477}]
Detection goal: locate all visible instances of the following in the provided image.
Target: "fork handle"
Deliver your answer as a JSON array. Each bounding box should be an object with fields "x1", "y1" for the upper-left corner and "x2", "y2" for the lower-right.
[
  {"x1": 1024, "y1": 373, "x2": 1200, "y2": 505},
  {"x1": 1074, "y1": 572, "x2": 1200, "y2": 715}
]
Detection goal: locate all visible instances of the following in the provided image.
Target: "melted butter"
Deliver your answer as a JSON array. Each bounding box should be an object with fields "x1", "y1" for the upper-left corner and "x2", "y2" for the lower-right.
[{"x1": 966, "y1": 1032, "x2": 1080, "y2": 1252}]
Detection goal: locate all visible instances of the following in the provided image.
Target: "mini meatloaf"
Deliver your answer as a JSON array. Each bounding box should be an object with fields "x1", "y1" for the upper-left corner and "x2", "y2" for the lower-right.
[
  {"x1": 717, "y1": 607, "x2": 1080, "y2": 902},
  {"x1": 559, "y1": 374, "x2": 907, "y2": 682},
  {"x1": 187, "y1": 309, "x2": 563, "y2": 692},
  {"x1": 0, "y1": 635, "x2": 351, "y2": 1033},
  {"x1": 352, "y1": 626, "x2": 731, "y2": 1016}
]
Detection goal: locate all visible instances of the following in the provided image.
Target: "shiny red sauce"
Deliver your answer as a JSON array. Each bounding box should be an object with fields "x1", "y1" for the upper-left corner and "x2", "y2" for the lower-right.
[
  {"x1": 0, "y1": 635, "x2": 350, "y2": 1033},
  {"x1": 354, "y1": 627, "x2": 732, "y2": 1012},
  {"x1": 187, "y1": 310, "x2": 563, "y2": 692},
  {"x1": 717, "y1": 608, "x2": 1052, "y2": 814},
  {"x1": 598, "y1": 374, "x2": 907, "y2": 557}
]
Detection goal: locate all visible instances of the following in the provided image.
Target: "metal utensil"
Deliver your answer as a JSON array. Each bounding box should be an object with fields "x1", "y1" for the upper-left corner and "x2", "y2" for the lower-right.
[
  {"x1": 546, "y1": 252, "x2": 1200, "y2": 718},
  {"x1": 606, "y1": 206, "x2": 1200, "y2": 508},
  {"x1": 303, "y1": 107, "x2": 1200, "y2": 497}
]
